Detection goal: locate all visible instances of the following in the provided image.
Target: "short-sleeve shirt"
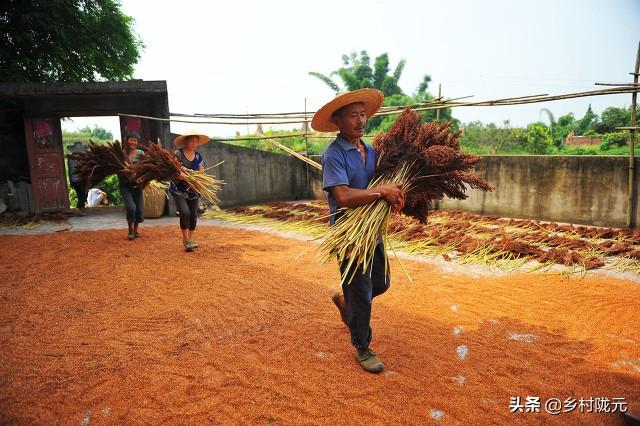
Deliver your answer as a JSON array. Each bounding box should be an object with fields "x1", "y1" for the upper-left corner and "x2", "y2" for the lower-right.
[
  {"x1": 118, "y1": 149, "x2": 145, "y2": 187},
  {"x1": 321, "y1": 135, "x2": 376, "y2": 224},
  {"x1": 129, "y1": 149, "x2": 145, "y2": 163},
  {"x1": 169, "y1": 148, "x2": 204, "y2": 200}
]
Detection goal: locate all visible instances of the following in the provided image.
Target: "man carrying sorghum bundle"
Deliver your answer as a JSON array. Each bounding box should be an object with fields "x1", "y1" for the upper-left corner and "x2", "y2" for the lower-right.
[
  {"x1": 312, "y1": 89, "x2": 406, "y2": 374},
  {"x1": 169, "y1": 131, "x2": 209, "y2": 252}
]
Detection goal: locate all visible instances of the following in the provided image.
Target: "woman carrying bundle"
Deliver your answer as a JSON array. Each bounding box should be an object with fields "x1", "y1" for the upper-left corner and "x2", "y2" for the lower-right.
[
  {"x1": 120, "y1": 133, "x2": 145, "y2": 240},
  {"x1": 169, "y1": 131, "x2": 209, "y2": 252}
]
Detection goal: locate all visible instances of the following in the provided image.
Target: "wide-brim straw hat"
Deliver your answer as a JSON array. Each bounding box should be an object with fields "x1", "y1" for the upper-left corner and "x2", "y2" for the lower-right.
[
  {"x1": 311, "y1": 88, "x2": 384, "y2": 132},
  {"x1": 174, "y1": 131, "x2": 210, "y2": 147}
]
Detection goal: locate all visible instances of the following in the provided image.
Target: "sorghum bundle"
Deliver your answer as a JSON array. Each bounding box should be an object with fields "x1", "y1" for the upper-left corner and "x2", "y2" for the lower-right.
[
  {"x1": 374, "y1": 108, "x2": 493, "y2": 222},
  {"x1": 123, "y1": 143, "x2": 223, "y2": 204},
  {"x1": 67, "y1": 140, "x2": 128, "y2": 186},
  {"x1": 317, "y1": 108, "x2": 492, "y2": 285}
]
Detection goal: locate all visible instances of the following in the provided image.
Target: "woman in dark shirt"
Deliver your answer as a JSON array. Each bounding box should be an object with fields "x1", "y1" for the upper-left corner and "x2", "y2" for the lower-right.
[
  {"x1": 169, "y1": 131, "x2": 209, "y2": 252},
  {"x1": 120, "y1": 134, "x2": 145, "y2": 240}
]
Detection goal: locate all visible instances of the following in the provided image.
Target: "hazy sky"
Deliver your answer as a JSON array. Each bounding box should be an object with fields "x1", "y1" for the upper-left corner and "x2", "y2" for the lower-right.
[{"x1": 63, "y1": 0, "x2": 640, "y2": 139}]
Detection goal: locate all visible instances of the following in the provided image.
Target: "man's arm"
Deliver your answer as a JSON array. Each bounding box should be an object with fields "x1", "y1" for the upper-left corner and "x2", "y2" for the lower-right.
[{"x1": 330, "y1": 184, "x2": 405, "y2": 212}]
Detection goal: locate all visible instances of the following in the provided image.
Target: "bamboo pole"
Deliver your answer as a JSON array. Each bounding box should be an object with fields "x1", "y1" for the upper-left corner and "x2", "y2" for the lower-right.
[
  {"x1": 627, "y1": 41, "x2": 640, "y2": 228},
  {"x1": 263, "y1": 138, "x2": 322, "y2": 170},
  {"x1": 117, "y1": 84, "x2": 640, "y2": 126},
  {"x1": 595, "y1": 82, "x2": 640, "y2": 86},
  {"x1": 118, "y1": 86, "x2": 640, "y2": 126},
  {"x1": 304, "y1": 97, "x2": 310, "y2": 197},
  {"x1": 436, "y1": 84, "x2": 442, "y2": 121}
]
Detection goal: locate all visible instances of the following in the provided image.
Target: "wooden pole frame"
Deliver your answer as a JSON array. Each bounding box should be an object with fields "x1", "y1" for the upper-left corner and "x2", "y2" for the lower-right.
[{"x1": 627, "y1": 41, "x2": 640, "y2": 228}]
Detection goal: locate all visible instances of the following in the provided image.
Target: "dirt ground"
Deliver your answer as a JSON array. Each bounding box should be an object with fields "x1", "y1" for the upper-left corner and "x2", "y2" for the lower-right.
[{"x1": 0, "y1": 223, "x2": 639, "y2": 425}]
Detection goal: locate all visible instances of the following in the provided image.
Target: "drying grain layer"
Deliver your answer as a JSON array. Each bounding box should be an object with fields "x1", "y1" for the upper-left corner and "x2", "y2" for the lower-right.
[{"x1": 0, "y1": 225, "x2": 638, "y2": 424}]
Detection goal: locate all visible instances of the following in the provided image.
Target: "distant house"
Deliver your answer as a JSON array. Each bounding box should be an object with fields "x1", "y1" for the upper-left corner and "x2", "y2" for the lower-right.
[{"x1": 565, "y1": 131, "x2": 601, "y2": 147}]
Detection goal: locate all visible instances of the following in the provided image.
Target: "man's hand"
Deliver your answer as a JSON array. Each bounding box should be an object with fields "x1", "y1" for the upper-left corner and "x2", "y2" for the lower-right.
[
  {"x1": 392, "y1": 190, "x2": 406, "y2": 214},
  {"x1": 376, "y1": 183, "x2": 406, "y2": 214}
]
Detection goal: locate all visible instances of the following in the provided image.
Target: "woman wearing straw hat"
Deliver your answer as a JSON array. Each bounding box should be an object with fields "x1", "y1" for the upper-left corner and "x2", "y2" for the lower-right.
[
  {"x1": 169, "y1": 131, "x2": 209, "y2": 252},
  {"x1": 313, "y1": 88, "x2": 406, "y2": 374},
  {"x1": 120, "y1": 133, "x2": 145, "y2": 240}
]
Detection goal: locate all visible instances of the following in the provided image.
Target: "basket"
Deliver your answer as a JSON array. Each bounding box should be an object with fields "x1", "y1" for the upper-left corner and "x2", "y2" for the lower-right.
[{"x1": 143, "y1": 186, "x2": 167, "y2": 218}]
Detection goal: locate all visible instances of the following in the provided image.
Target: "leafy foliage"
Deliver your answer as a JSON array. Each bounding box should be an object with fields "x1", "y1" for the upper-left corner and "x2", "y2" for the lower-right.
[
  {"x1": 310, "y1": 51, "x2": 416, "y2": 97},
  {"x1": 80, "y1": 125, "x2": 113, "y2": 141},
  {"x1": 0, "y1": 0, "x2": 142, "y2": 82}
]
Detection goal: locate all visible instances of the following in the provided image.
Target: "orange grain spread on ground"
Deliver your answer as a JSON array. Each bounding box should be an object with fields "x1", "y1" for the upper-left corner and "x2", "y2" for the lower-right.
[{"x1": 0, "y1": 225, "x2": 638, "y2": 425}]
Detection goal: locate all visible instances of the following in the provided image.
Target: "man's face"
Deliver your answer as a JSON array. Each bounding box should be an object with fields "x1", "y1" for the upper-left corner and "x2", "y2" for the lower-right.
[{"x1": 332, "y1": 102, "x2": 367, "y2": 140}]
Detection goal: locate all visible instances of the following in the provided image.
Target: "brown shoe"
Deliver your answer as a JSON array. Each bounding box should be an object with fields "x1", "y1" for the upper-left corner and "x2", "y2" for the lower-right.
[
  {"x1": 355, "y1": 348, "x2": 384, "y2": 374},
  {"x1": 331, "y1": 293, "x2": 348, "y2": 325}
]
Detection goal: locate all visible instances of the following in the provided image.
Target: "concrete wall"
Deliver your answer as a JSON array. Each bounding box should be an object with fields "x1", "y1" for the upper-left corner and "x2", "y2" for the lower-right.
[
  {"x1": 436, "y1": 156, "x2": 638, "y2": 228},
  {"x1": 196, "y1": 141, "x2": 321, "y2": 207}
]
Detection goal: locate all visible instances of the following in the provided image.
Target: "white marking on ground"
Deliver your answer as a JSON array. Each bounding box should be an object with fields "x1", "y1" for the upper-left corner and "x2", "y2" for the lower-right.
[
  {"x1": 384, "y1": 371, "x2": 398, "y2": 378},
  {"x1": 430, "y1": 410, "x2": 445, "y2": 422},
  {"x1": 613, "y1": 358, "x2": 640, "y2": 372},
  {"x1": 81, "y1": 410, "x2": 92, "y2": 426},
  {"x1": 315, "y1": 351, "x2": 325, "y2": 358},
  {"x1": 450, "y1": 304, "x2": 458, "y2": 312},
  {"x1": 456, "y1": 345, "x2": 469, "y2": 360},
  {"x1": 482, "y1": 398, "x2": 496, "y2": 404},
  {"x1": 453, "y1": 325, "x2": 463, "y2": 336},
  {"x1": 101, "y1": 407, "x2": 111, "y2": 416},
  {"x1": 507, "y1": 333, "x2": 539, "y2": 343},
  {"x1": 623, "y1": 339, "x2": 636, "y2": 344},
  {"x1": 451, "y1": 375, "x2": 465, "y2": 385},
  {"x1": 489, "y1": 319, "x2": 498, "y2": 325}
]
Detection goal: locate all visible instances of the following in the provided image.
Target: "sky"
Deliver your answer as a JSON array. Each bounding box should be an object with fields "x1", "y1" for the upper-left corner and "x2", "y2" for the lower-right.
[{"x1": 62, "y1": 0, "x2": 640, "y2": 140}]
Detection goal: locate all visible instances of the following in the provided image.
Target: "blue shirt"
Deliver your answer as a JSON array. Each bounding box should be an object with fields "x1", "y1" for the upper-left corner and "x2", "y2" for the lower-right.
[
  {"x1": 169, "y1": 149, "x2": 204, "y2": 199},
  {"x1": 321, "y1": 135, "x2": 376, "y2": 224}
]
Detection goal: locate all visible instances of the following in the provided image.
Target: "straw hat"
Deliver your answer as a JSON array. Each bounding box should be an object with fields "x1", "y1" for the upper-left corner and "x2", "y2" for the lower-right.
[
  {"x1": 311, "y1": 88, "x2": 384, "y2": 132},
  {"x1": 174, "y1": 131, "x2": 210, "y2": 147}
]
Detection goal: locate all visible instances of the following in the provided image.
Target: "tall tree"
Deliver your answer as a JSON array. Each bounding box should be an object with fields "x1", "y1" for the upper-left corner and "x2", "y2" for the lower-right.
[
  {"x1": 594, "y1": 106, "x2": 634, "y2": 134},
  {"x1": 575, "y1": 104, "x2": 598, "y2": 135},
  {"x1": 309, "y1": 51, "x2": 450, "y2": 132},
  {"x1": 0, "y1": 0, "x2": 142, "y2": 82},
  {"x1": 310, "y1": 51, "x2": 410, "y2": 96}
]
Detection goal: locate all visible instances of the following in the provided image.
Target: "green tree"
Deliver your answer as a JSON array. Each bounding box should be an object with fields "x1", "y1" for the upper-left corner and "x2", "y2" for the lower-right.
[
  {"x1": 80, "y1": 125, "x2": 113, "y2": 140},
  {"x1": 525, "y1": 122, "x2": 552, "y2": 154},
  {"x1": 0, "y1": 0, "x2": 142, "y2": 82},
  {"x1": 309, "y1": 51, "x2": 409, "y2": 97},
  {"x1": 554, "y1": 113, "x2": 575, "y2": 149},
  {"x1": 309, "y1": 51, "x2": 452, "y2": 133},
  {"x1": 593, "y1": 106, "x2": 636, "y2": 134},
  {"x1": 459, "y1": 121, "x2": 527, "y2": 155},
  {"x1": 575, "y1": 104, "x2": 598, "y2": 135},
  {"x1": 539, "y1": 108, "x2": 555, "y2": 139}
]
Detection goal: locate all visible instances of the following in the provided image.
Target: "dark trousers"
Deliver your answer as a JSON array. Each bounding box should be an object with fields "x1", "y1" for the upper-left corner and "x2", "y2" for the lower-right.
[
  {"x1": 340, "y1": 241, "x2": 390, "y2": 350},
  {"x1": 71, "y1": 181, "x2": 87, "y2": 209},
  {"x1": 173, "y1": 195, "x2": 199, "y2": 230},
  {"x1": 120, "y1": 183, "x2": 144, "y2": 223}
]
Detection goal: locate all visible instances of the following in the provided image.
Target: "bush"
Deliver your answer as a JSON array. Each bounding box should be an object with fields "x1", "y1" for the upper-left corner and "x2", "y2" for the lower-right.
[
  {"x1": 69, "y1": 186, "x2": 79, "y2": 207},
  {"x1": 97, "y1": 175, "x2": 123, "y2": 205},
  {"x1": 601, "y1": 131, "x2": 629, "y2": 147}
]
